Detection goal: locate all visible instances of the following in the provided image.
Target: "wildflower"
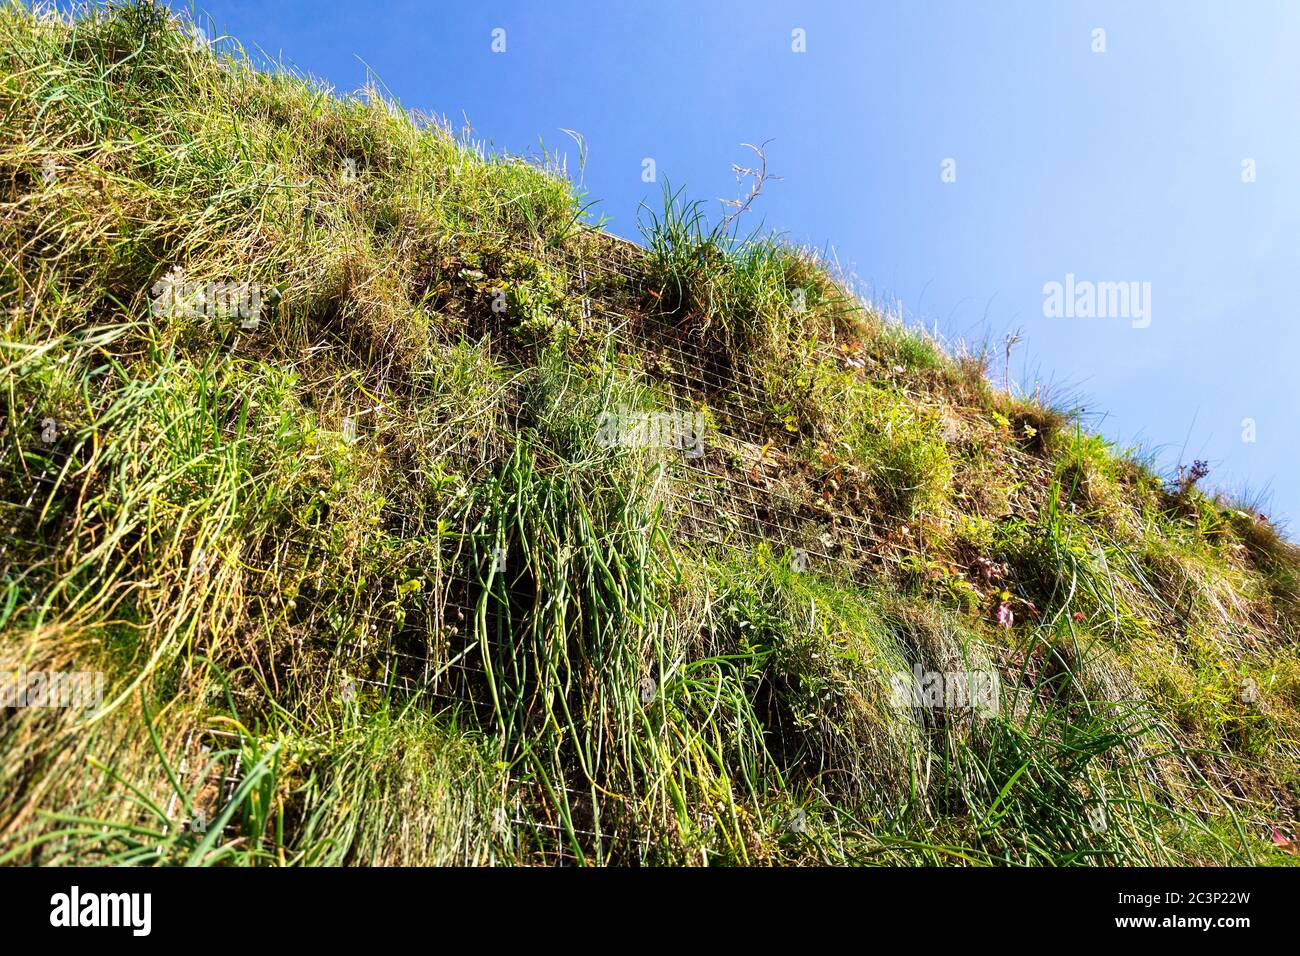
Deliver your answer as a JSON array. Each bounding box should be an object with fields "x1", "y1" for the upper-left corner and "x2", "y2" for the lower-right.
[
  {"x1": 1175, "y1": 458, "x2": 1210, "y2": 492},
  {"x1": 971, "y1": 555, "x2": 1005, "y2": 585},
  {"x1": 1271, "y1": 827, "x2": 1299, "y2": 855},
  {"x1": 996, "y1": 601, "x2": 1014, "y2": 629}
]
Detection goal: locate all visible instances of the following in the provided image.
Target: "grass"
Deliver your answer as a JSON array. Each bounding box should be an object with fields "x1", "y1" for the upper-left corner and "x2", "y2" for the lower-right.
[{"x1": 1, "y1": 1, "x2": 1297, "y2": 867}]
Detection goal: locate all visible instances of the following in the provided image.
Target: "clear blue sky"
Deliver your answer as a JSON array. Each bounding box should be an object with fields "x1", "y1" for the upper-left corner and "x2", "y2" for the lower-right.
[{"x1": 174, "y1": 0, "x2": 1300, "y2": 529}]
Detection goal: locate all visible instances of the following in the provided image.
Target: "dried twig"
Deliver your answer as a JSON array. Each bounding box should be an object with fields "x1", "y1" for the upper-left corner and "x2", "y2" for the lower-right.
[{"x1": 719, "y1": 139, "x2": 780, "y2": 232}]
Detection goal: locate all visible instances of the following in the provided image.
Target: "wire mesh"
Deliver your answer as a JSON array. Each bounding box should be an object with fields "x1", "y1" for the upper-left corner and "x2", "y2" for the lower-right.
[{"x1": 1, "y1": 225, "x2": 990, "y2": 864}]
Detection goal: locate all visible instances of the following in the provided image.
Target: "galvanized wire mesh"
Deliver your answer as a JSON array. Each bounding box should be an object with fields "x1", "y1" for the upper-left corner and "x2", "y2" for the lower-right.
[{"x1": 0, "y1": 226, "x2": 980, "y2": 864}]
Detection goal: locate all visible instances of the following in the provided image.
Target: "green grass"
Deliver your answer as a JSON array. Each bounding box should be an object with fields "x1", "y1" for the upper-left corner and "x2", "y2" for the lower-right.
[{"x1": 1, "y1": 1, "x2": 1297, "y2": 867}]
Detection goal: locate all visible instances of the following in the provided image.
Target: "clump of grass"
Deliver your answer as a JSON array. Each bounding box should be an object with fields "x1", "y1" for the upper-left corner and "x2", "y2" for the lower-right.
[
  {"x1": 691, "y1": 546, "x2": 928, "y2": 806},
  {"x1": 284, "y1": 704, "x2": 507, "y2": 866},
  {"x1": 639, "y1": 182, "x2": 857, "y2": 354},
  {"x1": 803, "y1": 361, "x2": 954, "y2": 520}
]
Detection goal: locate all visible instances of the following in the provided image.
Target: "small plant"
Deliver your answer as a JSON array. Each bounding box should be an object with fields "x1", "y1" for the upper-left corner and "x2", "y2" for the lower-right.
[{"x1": 1176, "y1": 458, "x2": 1211, "y2": 493}]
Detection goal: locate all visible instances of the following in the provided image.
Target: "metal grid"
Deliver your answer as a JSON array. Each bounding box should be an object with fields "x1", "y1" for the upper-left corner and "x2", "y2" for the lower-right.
[
  {"x1": 0, "y1": 460, "x2": 62, "y2": 627},
  {"x1": 164, "y1": 728, "x2": 244, "y2": 842},
  {"x1": 0, "y1": 227, "x2": 987, "y2": 865},
  {"x1": 557, "y1": 230, "x2": 935, "y2": 580}
]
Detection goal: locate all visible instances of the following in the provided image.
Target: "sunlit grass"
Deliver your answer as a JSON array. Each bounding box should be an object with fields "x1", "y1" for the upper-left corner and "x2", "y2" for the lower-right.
[{"x1": 1, "y1": 1, "x2": 1295, "y2": 867}]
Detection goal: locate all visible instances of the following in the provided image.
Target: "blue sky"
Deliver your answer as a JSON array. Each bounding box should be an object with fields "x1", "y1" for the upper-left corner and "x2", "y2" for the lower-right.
[{"x1": 176, "y1": 0, "x2": 1300, "y2": 528}]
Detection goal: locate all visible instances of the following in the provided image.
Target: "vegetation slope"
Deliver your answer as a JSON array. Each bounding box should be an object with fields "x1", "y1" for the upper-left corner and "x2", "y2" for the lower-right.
[{"x1": 2, "y1": 2, "x2": 1297, "y2": 865}]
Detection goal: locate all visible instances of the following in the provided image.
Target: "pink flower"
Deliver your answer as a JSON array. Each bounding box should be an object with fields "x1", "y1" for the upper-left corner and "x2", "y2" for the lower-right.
[{"x1": 996, "y1": 602, "x2": 1014, "y2": 629}]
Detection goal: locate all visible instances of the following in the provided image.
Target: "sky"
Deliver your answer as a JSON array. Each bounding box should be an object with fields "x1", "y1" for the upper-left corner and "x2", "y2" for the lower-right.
[{"x1": 171, "y1": 0, "x2": 1300, "y2": 529}]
